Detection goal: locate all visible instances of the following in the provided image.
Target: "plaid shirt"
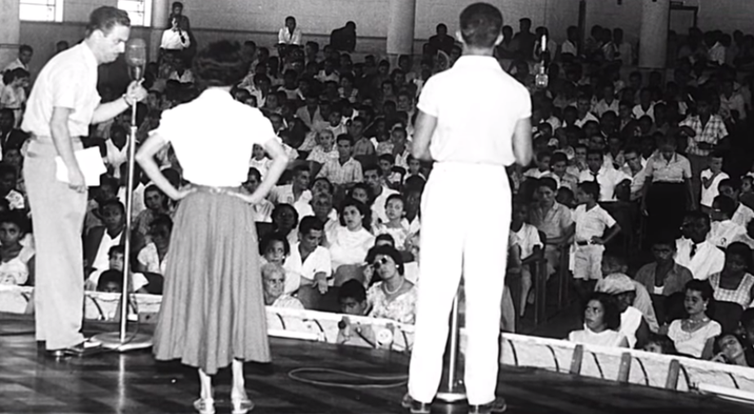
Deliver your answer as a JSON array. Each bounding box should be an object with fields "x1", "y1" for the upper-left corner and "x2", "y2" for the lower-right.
[
  {"x1": 317, "y1": 157, "x2": 363, "y2": 185},
  {"x1": 681, "y1": 114, "x2": 728, "y2": 157}
]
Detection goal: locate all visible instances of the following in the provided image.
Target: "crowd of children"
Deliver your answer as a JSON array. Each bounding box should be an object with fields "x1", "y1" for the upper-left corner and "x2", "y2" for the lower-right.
[{"x1": 2, "y1": 14, "x2": 754, "y2": 369}]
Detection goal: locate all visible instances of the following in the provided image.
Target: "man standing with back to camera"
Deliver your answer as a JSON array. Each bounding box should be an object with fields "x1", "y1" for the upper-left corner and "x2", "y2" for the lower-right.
[
  {"x1": 403, "y1": 3, "x2": 532, "y2": 414},
  {"x1": 22, "y1": 6, "x2": 146, "y2": 356}
]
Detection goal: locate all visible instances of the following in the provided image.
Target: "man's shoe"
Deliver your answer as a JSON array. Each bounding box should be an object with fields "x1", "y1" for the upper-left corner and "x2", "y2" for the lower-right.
[
  {"x1": 469, "y1": 397, "x2": 507, "y2": 414},
  {"x1": 401, "y1": 392, "x2": 431, "y2": 414},
  {"x1": 64, "y1": 338, "x2": 103, "y2": 356}
]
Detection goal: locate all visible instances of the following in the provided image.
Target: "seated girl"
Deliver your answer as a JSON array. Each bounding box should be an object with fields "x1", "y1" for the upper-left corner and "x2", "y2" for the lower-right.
[
  {"x1": 567, "y1": 292, "x2": 629, "y2": 348},
  {"x1": 133, "y1": 185, "x2": 173, "y2": 252},
  {"x1": 347, "y1": 183, "x2": 373, "y2": 209},
  {"x1": 373, "y1": 194, "x2": 411, "y2": 251},
  {"x1": 664, "y1": 280, "x2": 722, "y2": 359},
  {"x1": 0, "y1": 212, "x2": 33, "y2": 286},
  {"x1": 595, "y1": 273, "x2": 651, "y2": 348},
  {"x1": 364, "y1": 245, "x2": 417, "y2": 325},
  {"x1": 711, "y1": 333, "x2": 754, "y2": 367},
  {"x1": 136, "y1": 214, "x2": 173, "y2": 277},
  {"x1": 260, "y1": 231, "x2": 299, "y2": 295},
  {"x1": 708, "y1": 242, "x2": 754, "y2": 311},
  {"x1": 326, "y1": 198, "x2": 375, "y2": 284}
]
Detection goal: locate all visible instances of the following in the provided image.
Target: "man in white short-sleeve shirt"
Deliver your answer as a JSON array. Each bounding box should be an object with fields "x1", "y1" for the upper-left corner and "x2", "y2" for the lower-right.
[
  {"x1": 284, "y1": 217, "x2": 332, "y2": 295},
  {"x1": 405, "y1": 4, "x2": 533, "y2": 413},
  {"x1": 21, "y1": 6, "x2": 147, "y2": 354}
]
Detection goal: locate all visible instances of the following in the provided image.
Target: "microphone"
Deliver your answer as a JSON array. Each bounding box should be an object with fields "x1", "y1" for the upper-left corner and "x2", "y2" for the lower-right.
[{"x1": 125, "y1": 38, "x2": 147, "y2": 81}]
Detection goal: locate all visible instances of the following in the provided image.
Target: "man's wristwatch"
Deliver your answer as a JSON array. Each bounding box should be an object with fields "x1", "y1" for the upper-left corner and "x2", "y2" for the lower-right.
[{"x1": 122, "y1": 94, "x2": 133, "y2": 107}]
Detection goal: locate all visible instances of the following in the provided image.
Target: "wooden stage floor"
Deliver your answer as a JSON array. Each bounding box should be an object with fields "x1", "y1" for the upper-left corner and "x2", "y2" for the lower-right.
[{"x1": 0, "y1": 313, "x2": 749, "y2": 414}]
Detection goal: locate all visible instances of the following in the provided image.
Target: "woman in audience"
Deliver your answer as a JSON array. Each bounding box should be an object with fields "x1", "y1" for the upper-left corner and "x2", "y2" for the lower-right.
[
  {"x1": 373, "y1": 194, "x2": 411, "y2": 251},
  {"x1": 133, "y1": 185, "x2": 172, "y2": 251},
  {"x1": 0, "y1": 211, "x2": 33, "y2": 286},
  {"x1": 595, "y1": 273, "x2": 651, "y2": 348},
  {"x1": 348, "y1": 182, "x2": 373, "y2": 208},
  {"x1": 364, "y1": 245, "x2": 417, "y2": 324},
  {"x1": 136, "y1": 214, "x2": 172, "y2": 277},
  {"x1": 665, "y1": 280, "x2": 722, "y2": 359},
  {"x1": 711, "y1": 333, "x2": 754, "y2": 367},
  {"x1": 326, "y1": 198, "x2": 375, "y2": 283},
  {"x1": 708, "y1": 242, "x2": 754, "y2": 310},
  {"x1": 271, "y1": 203, "x2": 299, "y2": 246},
  {"x1": 567, "y1": 292, "x2": 629, "y2": 348},
  {"x1": 261, "y1": 263, "x2": 304, "y2": 309}
]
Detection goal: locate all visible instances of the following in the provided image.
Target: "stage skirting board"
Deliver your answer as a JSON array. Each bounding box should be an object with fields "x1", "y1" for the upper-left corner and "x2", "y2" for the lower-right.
[{"x1": 2, "y1": 285, "x2": 753, "y2": 397}]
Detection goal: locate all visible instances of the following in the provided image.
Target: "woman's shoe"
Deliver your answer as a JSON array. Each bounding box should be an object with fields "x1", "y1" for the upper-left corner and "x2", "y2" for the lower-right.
[
  {"x1": 193, "y1": 397, "x2": 215, "y2": 414},
  {"x1": 231, "y1": 396, "x2": 254, "y2": 414}
]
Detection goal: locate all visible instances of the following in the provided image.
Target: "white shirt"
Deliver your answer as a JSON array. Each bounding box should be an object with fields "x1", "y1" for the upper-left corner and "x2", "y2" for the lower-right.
[
  {"x1": 667, "y1": 319, "x2": 721, "y2": 358},
  {"x1": 592, "y1": 99, "x2": 620, "y2": 117},
  {"x1": 568, "y1": 326, "x2": 625, "y2": 348},
  {"x1": 327, "y1": 226, "x2": 374, "y2": 270},
  {"x1": 417, "y1": 56, "x2": 530, "y2": 166},
  {"x1": 574, "y1": 112, "x2": 599, "y2": 128},
  {"x1": 700, "y1": 169, "x2": 729, "y2": 208},
  {"x1": 732, "y1": 203, "x2": 754, "y2": 228},
  {"x1": 572, "y1": 204, "x2": 616, "y2": 241},
  {"x1": 632, "y1": 104, "x2": 655, "y2": 121},
  {"x1": 284, "y1": 243, "x2": 332, "y2": 292},
  {"x1": 371, "y1": 186, "x2": 399, "y2": 224},
  {"x1": 278, "y1": 27, "x2": 303, "y2": 45},
  {"x1": 512, "y1": 223, "x2": 542, "y2": 259},
  {"x1": 269, "y1": 184, "x2": 313, "y2": 219},
  {"x1": 561, "y1": 40, "x2": 578, "y2": 56},
  {"x1": 160, "y1": 28, "x2": 191, "y2": 50},
  {"x1": 675, "y1": 238, "x2": 725, "y2": 281},
  {"x1": 85, "y1": 268, "x2": 149, "y2": 292},
  {"x1": 118, "y1": 183, "x2": 146, "y2": 218},
  {"x1": 22, "y1": 43, "x2": 100, "y2": 138},
  {"x1": 137, "y1": 242, "x2": 167, "y2": 275},
  {"x1": 153, "y1": 88, "x2": 276, "y2": 187},
  {"x1": 92, "y1": 231, "x2": 122, "y2": 272},
  {"x1": 578, "y1": 166, "x2": 632, "y2": 202},
  {"x1": 620, "y1": 306, "x2": 644, "y2": 349},
  {"x1": 709, "y1": 220, "x2": 746, "y2": 248},
  {"x1": 3, "y1": 58, "x2": 28, "y2": 73}
]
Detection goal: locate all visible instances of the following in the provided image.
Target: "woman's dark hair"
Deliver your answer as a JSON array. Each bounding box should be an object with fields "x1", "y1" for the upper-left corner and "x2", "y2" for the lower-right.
[
  {"x1": 259, "y1": 231, "x2": 291, "y2": 256},
  {"x1": 193, "y1": 40, "x2": 249, "y2": 88},
  {"x1": 348, "y1": 182, "x2": 373, "y2": 205},
  {"x1": 713, "y1": 333, "x2": 754, "y2": 366},
  {"x1": 685, "y1": 279, "x2": 714, "y2": 302},
  {"x1": 339, "y1": 279, "x2": 367, "y2": 303},
  {"x1": 272, "y1": 203, "x2": 299, "y2": 229},
  {"x1": 375, "y1": 233, "x2": 396, "y2": 247},
  {"x1": 86, "y1": 6, "x2": 130, "y2": 36},
  {"x1": 460, "y1": 3, "x2": 503, "y2": 48},
  {"x1": 583, "y1": 292, "x2": 622, "y2": 331},
  {"x1": 338, "y1": 197, "x2": 371, "y2": 231},
  {"x1": 144, "y1": 184, "x2": 168, "y2": 209},
  {"x1": 643, "y1": 333, "x2": 678, "y2": 355},
  {"x1": 726, "y1": 242, "x2": 754, "y2": 270},
  {"x1": 366, "y1": 244, "x2": 405, "y2": 276}
]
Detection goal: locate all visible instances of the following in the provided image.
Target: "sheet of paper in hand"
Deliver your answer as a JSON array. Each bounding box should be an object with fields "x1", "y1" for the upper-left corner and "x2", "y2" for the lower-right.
[{"x1": 55, "y1": 147, "x2": 107, "y2": 187}]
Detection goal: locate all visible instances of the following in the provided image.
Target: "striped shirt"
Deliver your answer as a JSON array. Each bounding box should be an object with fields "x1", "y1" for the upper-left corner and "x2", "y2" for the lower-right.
[{"x1": 681, "y1": 115, "x2": 728, "y2": 157}]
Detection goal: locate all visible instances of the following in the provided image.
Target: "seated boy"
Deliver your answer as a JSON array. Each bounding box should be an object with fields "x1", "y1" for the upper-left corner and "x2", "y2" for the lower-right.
[
  {"x1": 317, "y1": 134, "x2": 363, "y2": 193},
  {"x1": 709, "y1": 195, "x2": 746, "y2": 248},
  {"x1": 336, "y1": 279, "x2": 376, "y2": 347},
  {"x1": 84, "y1": 200, "x2": 126, "y2": 274},
  {"x1": 529, "y1": 178, "x2": 574, "y2": 277},
  {"x1": 86, "y1": 245, "x2": 149, "y2": 293},
  {"x1": 719, "y1": 178, "x2": 754, "y2": 228}
]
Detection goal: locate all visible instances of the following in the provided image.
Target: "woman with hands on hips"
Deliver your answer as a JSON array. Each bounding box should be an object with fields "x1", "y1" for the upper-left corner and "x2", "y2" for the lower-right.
[{"x1": 135, "y1": 40, "x2": 288, "y2": 414}]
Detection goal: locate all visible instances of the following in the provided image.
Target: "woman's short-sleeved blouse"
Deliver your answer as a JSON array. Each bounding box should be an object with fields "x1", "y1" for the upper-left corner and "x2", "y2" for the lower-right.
[
  {"x1": 667, "y1": 319, "x2": 721, "y2": 358},
  {"x1": 367, "y1": 282, "x2": 418, "y2": 325},
  {"x1": 152, "y1": 88, "x2": 277, "y2": 187}
]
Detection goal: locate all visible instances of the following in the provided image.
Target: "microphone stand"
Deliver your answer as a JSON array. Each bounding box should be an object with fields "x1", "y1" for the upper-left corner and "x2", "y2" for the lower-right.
[{"x1": 93, "y1": 70, "x2": 152, "y2": 352}]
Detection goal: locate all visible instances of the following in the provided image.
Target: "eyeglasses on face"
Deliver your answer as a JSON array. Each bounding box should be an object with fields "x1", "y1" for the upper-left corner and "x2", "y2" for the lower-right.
[{"x1": 372, "y1": 257, "x2": 390, "y2": 268}]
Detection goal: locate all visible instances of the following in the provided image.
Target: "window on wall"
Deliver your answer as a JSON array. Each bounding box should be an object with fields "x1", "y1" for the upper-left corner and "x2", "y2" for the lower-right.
[
  {"x1": 19, "y1": 0, "x2": 63, "y2": 22},
  {"x1": 118, "y1": 0, "x2": 152, "y2": 27}
]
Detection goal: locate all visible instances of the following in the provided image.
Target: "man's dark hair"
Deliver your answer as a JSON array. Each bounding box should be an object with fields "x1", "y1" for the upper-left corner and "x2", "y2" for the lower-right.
[
  {"x1": 19, "y1": 44, "x2": 33, "y2": 54},
  {"x1": 299, "y1": 216, "x2": 324, "y2": 236},
  {"x1": 459, "y1": 3, "x2": 503, "y2": 48},
  {"x1": 86, "y1": 6, "x2": 131, "y2": 37},
  {"x1": 339, "y1": 279, "x2": 367, "y2": 303}
]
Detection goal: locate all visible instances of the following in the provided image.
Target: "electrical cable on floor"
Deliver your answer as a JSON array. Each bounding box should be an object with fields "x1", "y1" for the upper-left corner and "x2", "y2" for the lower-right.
[{"x1": 288, "y1": 367, "x2": 408, "y2": 389}]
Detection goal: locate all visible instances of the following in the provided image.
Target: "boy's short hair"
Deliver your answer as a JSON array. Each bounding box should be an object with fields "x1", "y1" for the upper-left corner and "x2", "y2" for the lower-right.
[
  {"x1": 336, "y1": 133, "x2": 353, "y2": 145},
  {"x1": 538, "y1": 177, "x2": 558, "y2": 192},
  {"x1": 0, "y1": 211, "x2": 28, "y2": 233},
  {"x1": 338, "y1": 279, "x2": 367, "y2": 303},
  {"x1": 247, "y1": 167, "x2": 262, "y2": 181},
  {"x1": 100, "y1": 199, "x2": 125, "y2": 214},
  {"x1": 713, "y1": 195, "x2": 737, "y2": 218},
  {"x1": 550, "y1": 152, "x2": 568, "y2": 165},
  {"x1": 375, "y1": 233, "x2": 396, "y2": 246},
  {"x1": 536, "y1": 150, "x2": 552, "y2": 162},
  {"x1": 363, "y1": 164, "x2": 381, "y2": 176},
  {"x1": 578, "y1": 181, "x2": 600, "y2": 200},
  {"x1": 459, "y1": 3, "x2": 503, "y2": 48},
  {"x1": 378, "y1": 154, "x2": 395, "y2": 164},
  {"x1": 97, "y1": 269, "x2": 123, "y2": 291},
  {"x1": 299, "y1": 216, "x2": 324, "y2": 236},
  {"x1": 718, "y1": 177, "x2": 740, "y2": 192}
]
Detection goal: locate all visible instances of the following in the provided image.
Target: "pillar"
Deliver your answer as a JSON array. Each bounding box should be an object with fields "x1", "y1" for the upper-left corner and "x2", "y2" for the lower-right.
[
  {"x1": 149, "y1": 0, "x2": 170, "y2": 62},
  {"x1": 386, "y1": 0, "x2": 417, "y2": 56},
  {"x1": 0, "y1": 0, "x2": 21, "y2": 71},
  {"x1": 638, "y1": 0, "x2": 669, "y2": 68}
]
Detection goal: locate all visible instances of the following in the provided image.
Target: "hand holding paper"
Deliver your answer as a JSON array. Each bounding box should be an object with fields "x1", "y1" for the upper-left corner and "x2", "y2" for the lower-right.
[{"x1": 55, "y1": 147, "x2": 107, "y2": 188}]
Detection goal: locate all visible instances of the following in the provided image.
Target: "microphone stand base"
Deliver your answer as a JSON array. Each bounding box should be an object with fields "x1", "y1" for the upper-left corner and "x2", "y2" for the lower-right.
[{"x1": 92, "y1": 331, "x2": 152, "y2": 353}]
